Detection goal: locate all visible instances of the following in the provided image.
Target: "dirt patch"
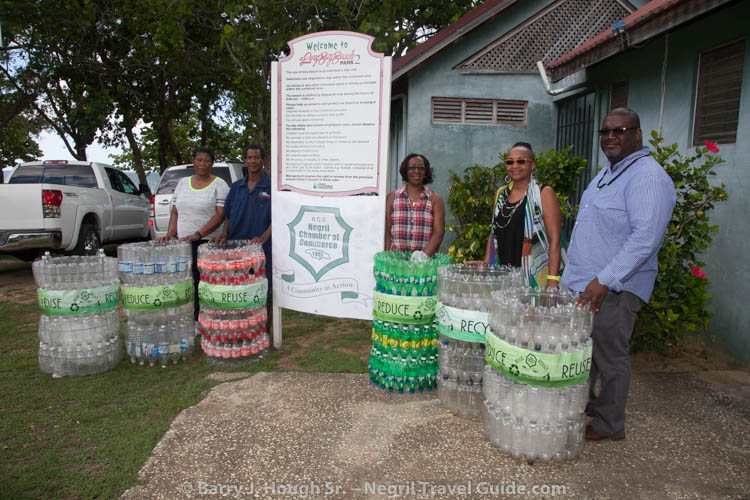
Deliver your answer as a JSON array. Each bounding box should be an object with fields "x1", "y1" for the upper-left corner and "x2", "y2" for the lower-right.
[
  {"x1": 0, "y1": 261, "x2": 37, "y2": 304},
  {"x1": 274, "y1": 316, "x2": 371, "y2": 371},
  {"x1": 206, "y1": 372, "x2": 251, "y2": 382},
  {"x1": 631, "y1": 333, "x2": 738, "y2": 372}
]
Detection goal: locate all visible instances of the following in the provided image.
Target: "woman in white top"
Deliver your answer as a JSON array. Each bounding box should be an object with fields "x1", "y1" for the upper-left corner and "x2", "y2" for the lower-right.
[{"x1": 157, "y1": 147, "x2": 230, "y2": 319}]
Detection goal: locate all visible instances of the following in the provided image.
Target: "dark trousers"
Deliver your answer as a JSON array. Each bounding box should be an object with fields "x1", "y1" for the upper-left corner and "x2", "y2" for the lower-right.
[
  {"x1": 588, "y1": 290, "x2": 643, "y2": 437},
  {"x1": 191, "y1": 240, "x2": 206, "y2": 321}
]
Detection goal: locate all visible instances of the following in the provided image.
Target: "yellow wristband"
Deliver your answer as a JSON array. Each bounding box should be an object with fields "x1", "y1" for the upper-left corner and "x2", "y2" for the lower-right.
[{"x1": 547, "y1": 275, "x2": 561, "y2": 282}]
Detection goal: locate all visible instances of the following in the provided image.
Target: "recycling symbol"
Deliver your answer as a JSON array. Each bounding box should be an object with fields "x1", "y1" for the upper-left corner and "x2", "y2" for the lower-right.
[
  {"x1": 70, "y1": 303, "x2": 79, "y2": 312},
  {"x1": 413, "y1": 310, "x2": 423, "y2": 321},
  {"x1": 509, "y1": 364, "x2": 520, "y2": 376},
  {"x1": 153, "y1": 298, "x2": 161, "y2": 307},
  {"x1": 254, "y1": 294, "x2": 260, "y2": 304},
  {"x1": 525, "y1": 353, "x2": 538, "y2": 368}
]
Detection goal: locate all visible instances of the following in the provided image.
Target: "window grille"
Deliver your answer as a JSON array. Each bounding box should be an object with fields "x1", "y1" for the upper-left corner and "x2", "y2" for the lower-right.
[
  {"x1": 432, "y1": 97, "x2": 527, "y2": 126},
  {"x1": 693, "y1": 39, "x2": 745, "y2": 145},
  {"x1": 456, "y1": 0, "x2": 632, "y2": 73}
]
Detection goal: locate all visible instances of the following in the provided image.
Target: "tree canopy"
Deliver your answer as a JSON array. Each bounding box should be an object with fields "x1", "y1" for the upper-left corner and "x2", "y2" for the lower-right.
[{"x1": 0, "y1": 0, "x2": 482, "y2": 177}]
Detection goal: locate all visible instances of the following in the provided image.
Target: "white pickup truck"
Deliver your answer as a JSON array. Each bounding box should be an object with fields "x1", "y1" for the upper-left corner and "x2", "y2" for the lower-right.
[{"x1": 0, "y1": 160, "x2": 150, "y2": 260}]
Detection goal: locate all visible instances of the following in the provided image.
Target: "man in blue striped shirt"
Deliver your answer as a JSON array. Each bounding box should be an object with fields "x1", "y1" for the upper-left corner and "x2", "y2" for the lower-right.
[{"x1": 562, "y1": 108, "x2": 676, "y2": 441}]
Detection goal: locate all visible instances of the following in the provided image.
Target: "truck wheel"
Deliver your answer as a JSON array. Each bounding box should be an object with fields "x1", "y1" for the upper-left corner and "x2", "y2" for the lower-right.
[{"x1": 73, "y1": 223, "x2": 100, "y2": 256}]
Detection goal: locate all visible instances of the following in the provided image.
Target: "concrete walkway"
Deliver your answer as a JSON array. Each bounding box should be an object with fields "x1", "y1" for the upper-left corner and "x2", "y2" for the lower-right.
[{"x1": 122, "y1": 371, "x2": 750, "y2": 499}]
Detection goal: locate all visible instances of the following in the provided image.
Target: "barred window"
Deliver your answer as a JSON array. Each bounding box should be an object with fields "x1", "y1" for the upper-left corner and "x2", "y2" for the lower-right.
[
  {"x1": 693, "y1": 39, "x2": 745, "y2": 145},
  {"x1": 431, "y1": 97, "x2": 527, "y2": 126}
]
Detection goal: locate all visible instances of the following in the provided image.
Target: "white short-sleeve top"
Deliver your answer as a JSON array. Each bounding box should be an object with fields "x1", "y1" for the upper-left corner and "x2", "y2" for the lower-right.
[{"x1": 172, "y1": 176, "x2": 230, "y2": 239}]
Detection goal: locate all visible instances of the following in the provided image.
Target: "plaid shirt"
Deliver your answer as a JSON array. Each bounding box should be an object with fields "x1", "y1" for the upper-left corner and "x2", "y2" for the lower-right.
[{"x1": 390, "y1": 185, "x2": 434, "y2": 251}]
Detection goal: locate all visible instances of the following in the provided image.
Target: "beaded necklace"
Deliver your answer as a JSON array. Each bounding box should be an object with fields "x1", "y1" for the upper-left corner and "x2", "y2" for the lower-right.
[{"x1": 495, "y1": 198, "x2": 523, "y2": 229}]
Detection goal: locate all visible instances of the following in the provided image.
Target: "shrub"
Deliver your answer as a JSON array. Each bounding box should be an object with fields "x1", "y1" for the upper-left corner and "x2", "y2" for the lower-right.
[{"x1": 632, "y1": 132, "x2": 728, "y2": 353}]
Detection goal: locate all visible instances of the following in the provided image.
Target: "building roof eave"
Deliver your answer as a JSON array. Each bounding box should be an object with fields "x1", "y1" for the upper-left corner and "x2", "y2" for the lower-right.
[
  {"x1": 391, "y1": 0, "x2": 521, "y2": 82},
  {"x1": 548, "y1": 0, "x2": 738, "y2": 82}
]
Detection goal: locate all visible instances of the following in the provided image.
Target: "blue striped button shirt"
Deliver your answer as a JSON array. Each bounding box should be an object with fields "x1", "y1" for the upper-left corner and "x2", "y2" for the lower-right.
[{"x1": 561, "y1": 147, "x2": 676, "y2": 302}]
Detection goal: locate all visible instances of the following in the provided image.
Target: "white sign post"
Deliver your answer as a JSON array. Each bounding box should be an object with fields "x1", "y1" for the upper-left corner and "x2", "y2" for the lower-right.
[{"x1": 271, "y1": 31, "x2": 391, "y2": 347}]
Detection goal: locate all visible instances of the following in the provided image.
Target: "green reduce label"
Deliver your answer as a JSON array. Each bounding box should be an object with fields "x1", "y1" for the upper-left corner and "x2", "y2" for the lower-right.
[
  {"x1": 435, "y1": 302, "x2": 490, "y2": 343},
  {"x1": 122, "y1": 280, "x2": 193, "y2": 311},
  {"x1": 372, "y1": 291, "x2": 437, "y2": 324},
  {"x1": 198, "y1": 279, "x2": 267, "y2": 309},
  {"x1": 484, "y1": 331, "x2": 592, "y2": 388},
  {"x1": 38, "y1": 284, "x2": 120, "y2": 315}
]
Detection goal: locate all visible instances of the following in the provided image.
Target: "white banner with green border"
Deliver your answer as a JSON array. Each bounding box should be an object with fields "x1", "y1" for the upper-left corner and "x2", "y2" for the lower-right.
[
  {"x1": 435, "y1": 301, "x2": 490, "y2": 343},
  {"x1": 38, "y1": 284, "x2": 120, "y2": 315},
  {"x1": 372, "y1": 290, "x2": 437, "y2": 324},
  {"x1": 122, "y1": 280, "x2": 193, "y2": 311},
  {"x1": 485, "y1": 332, "x2": 592, "y2": 388},
  {"x1": 198, "y1": 279, "x2": 268, "y2": 309}
]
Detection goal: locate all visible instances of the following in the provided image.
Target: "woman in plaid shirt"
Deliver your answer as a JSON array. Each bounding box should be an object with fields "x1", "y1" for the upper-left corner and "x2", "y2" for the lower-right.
[{"x1": 385, "y1": 153, "x2": 445, "y2": 256}]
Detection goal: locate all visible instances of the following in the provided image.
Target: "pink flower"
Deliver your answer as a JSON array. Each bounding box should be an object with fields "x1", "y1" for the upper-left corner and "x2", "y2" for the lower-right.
[
  {"x1": 691, "y1": 265, "x2": 706, "y2": 278},
  {"x1": 704, "y1": 140, "x2": 720, "y2": 153}
]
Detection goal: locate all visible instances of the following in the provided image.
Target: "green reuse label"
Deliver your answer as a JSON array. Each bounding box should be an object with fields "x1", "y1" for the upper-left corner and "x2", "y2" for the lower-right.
[
  {"x1": 372, "y1": 291, "x2": 437, "y2": 324},
  {"x1": 122, "y1": 280, "x2": 193, "y2": 311},
  {"x1": 38, "y1": 284, "x2": 120, "y2": 315},
  {"x1": 484, "y1": 331, "x2": 592, "y2": 388},
  {"x1": 198, "y1": 279, "x2": 267, "y2": 309},
  {"x1": 435, "y1": 302, "x2": 490, "y2": 343}
]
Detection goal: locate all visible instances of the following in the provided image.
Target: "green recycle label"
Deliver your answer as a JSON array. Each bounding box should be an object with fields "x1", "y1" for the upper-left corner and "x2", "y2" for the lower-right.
[
  {"x1": 38, "y1": 284, "x2": 120, "y2": 315},
  {"x1": 122, "y1": 280, "x2": 193, "y2": 311},
  {"x1": 484, "y1": 331, "x2": 592, "y2": 388},
  {"x1": 435, "y1": 302, "x2": 490, "y2": 343},
  {"x1": 198, "y1": 279, "x2": 267, "y2": 309},
  {"x1": 372, "y1": 291, "x2": 437, "y2": 324}
]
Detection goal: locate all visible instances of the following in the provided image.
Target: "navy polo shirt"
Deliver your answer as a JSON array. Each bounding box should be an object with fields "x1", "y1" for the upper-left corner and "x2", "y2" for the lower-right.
[{"x1": 223, "y1": 173, "x2": 272, "y2": 269}]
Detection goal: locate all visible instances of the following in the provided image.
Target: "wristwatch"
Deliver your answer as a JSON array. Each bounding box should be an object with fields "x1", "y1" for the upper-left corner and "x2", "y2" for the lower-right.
[{"x1": 194, "y1": 230, "x2": 202, "y2": 239}]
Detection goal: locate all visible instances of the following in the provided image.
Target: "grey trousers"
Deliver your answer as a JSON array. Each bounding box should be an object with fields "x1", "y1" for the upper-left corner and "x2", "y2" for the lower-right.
[{"x1": 587, "y1": 290, "x2": 643, "y2": 437}]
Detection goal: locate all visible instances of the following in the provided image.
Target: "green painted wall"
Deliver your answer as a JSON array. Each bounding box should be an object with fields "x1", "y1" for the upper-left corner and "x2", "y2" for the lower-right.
[
  {"x1": 397, "y1": 0, "x2": 559, "y2": 242},
  {"x1": 584, "y1": 1, "x2": 750, "y2": 364}
]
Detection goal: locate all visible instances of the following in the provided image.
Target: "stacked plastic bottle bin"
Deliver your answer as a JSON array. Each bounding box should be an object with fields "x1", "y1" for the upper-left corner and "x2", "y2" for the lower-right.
[
  {"x1": 435, "y1": 264, "x2": 523, "y2": 418},
  {"x1": 33, "y1": 251, "x2": 122, "y2": 377},
  {"x1": 368, "y1": 251, "x2": 452, "y2": 393},
  {"x1": 118, "y1": 241, "x2": 195, "y2": 367},
  {"x1": 483, "y1": 287, "x2": 593, "y2": 462},
  {"x1": 196, "y1": 241, "x2": 269, "y2": 364}
]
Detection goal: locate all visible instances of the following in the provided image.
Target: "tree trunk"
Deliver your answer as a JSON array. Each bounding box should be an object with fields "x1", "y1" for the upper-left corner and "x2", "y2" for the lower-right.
[{"x1": 125, "y1": 125, "x2": 148, "y2": 187}]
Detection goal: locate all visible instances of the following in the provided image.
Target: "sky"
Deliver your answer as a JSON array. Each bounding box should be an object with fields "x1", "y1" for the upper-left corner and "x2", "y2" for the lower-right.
[{"x1": 37, "y1": 130, "x2": 123, "y2": 163}]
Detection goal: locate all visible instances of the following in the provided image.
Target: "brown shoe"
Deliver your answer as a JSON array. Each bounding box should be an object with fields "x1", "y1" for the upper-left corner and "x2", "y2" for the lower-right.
[{"x1": 585, "y1": 424, "x2": 625, "y2": 441}]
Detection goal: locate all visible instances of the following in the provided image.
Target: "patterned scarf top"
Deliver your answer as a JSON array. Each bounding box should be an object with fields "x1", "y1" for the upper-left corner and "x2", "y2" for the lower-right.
[{"x1": 490, "y1": 177, "x2": 566, "y2": 287}]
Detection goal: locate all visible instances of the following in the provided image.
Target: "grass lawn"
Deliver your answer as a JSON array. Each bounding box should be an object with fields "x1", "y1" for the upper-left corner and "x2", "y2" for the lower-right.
[{"x1": 0, "y1": 292, "x2": 371, "y2": 498}]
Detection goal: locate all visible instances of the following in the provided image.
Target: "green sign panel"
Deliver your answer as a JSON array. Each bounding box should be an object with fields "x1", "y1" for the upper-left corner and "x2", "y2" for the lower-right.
[
  {"x1": 435, "y1": 301, "x2": 490, "y2": 343},
  {"x1": 485, "y1": 332, "x2": 592, "y2": 388},
  {"x1": 372, "y1": 291, "x2": 437, "y2": 324},
  {"x1": 38, "y1": 284, "x2": 120, "y2": 315},
  {"x1": 122, "y1": 280, "x2": 193, "y2": 311},
  {"x1": 198, "y1": 279, "x2": 268, "y2": 309}
]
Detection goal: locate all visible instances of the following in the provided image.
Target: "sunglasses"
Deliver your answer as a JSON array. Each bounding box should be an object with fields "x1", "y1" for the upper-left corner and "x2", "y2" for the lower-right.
[
  {"x1": 505, "y1": 159, "x2": 529, "y2": 166},
  {"x1": 407, "y1": 165, "x2": 426, "y2": 171},
  {"x1": 598, "y1": 126, "x2": 638, "y2": 136}
]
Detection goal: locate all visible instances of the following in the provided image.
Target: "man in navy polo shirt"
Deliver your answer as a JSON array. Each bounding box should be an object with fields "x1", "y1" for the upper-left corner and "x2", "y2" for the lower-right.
[{"x1": 214, "y1": 144, "x2": 272, "y2": 279}]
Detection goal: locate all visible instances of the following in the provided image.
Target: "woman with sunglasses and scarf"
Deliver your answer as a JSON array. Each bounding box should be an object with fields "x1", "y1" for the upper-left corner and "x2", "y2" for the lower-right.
[
  {"x1": 385, "y1": 153, "x2": 445, "y2": 257},
  {"x1": 480, "y1": 142, "x2": 563, "y2": 288}
]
